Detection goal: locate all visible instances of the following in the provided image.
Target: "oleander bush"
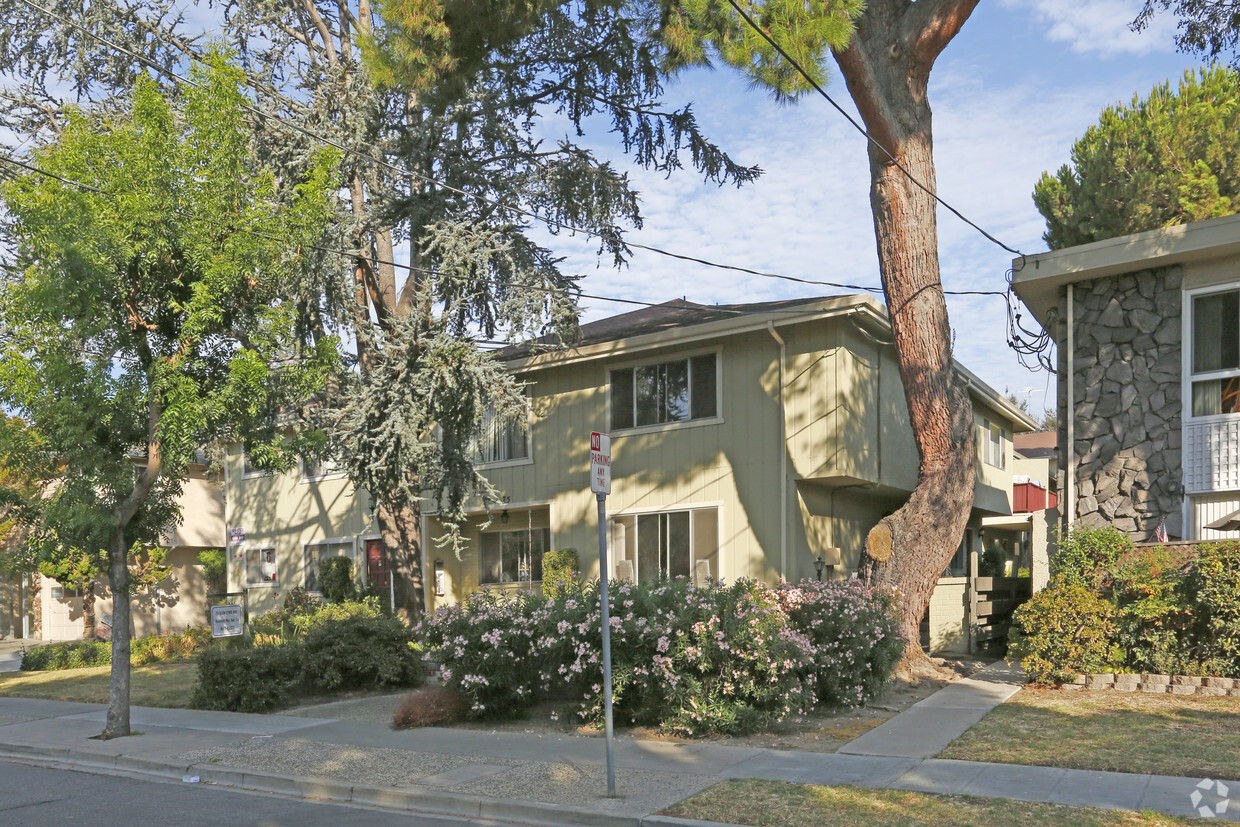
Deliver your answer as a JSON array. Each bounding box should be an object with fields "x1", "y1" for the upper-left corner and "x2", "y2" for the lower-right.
[
  {"x1": 20, "y1": 626, "x2": 213, "y2": 671},
  {"x1": 772, "y1": 579, "x2": 904, "y2": 707},
  {"x1": 421, "y1": 577, "x2": 903, "y2": 736}
]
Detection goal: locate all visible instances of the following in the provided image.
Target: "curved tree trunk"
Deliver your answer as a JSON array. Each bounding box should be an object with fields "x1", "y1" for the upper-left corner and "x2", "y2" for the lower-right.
[{"x1": 833, "y1": 0, "x2": 980, "y2": 676}]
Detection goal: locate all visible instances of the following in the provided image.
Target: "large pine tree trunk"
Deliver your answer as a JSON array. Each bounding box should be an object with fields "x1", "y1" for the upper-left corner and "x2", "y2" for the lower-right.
[
  {"x1": 378, "y1": 499, "x2": 425, "y2": 623},
  {"x1": 102, "y1": 531, "x2": 131, "y2": 739},
  {"x1": 834, "y1": 0, "x2": 980, "y2": 676}
]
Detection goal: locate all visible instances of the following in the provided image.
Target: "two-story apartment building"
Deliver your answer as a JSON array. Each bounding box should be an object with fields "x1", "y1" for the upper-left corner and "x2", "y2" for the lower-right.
[
  {"x1": 1011, "y1": 213, "x2": 1240, "y2": 543},
  {"x1": 225, "y1": 294, "x2": 1037, "y2": 653}
]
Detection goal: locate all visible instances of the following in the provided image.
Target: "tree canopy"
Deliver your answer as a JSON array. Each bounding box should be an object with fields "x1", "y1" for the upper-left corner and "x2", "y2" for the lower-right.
[
  {"x1": 0, "y1": 55, "x2": 337, "y2": 736},
  {"x1": 1033, "y1": 65, "x2": 1240, "y2": 250},
  {"x1": 1135, "y1": 0, "x2": 1240, "y2": 66}
]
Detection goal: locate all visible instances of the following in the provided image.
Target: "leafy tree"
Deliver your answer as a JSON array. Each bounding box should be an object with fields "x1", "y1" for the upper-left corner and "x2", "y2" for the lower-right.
[
  {"x1": 0, "y1": 0, "x2": 757, "y2": 620},
  {"x1": 0, "y1": 57, "x2": 336, "y2": 737},
  {"x1": 1033, "y1": 66, "x2": 1240, "y2": 250},
  {"x1": 1135, "y1": 0, "x2": 1240, "y2": 66},
  {"x1": 663, "y1": 0, "x2": 984, "y2": 673}
]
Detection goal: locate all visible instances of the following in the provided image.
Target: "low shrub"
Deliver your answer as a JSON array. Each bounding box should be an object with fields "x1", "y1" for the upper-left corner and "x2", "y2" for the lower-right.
[
  {"x1": 192, "y1": 644, "x2": 305, "y2": 712},
  {"x1": 251, "y1": 594, "x2": 381, "y2": 642},
  {"x1": 20, "y1": 640, "x2": 110, "y2": 671},
  {"x1": 422, "y1": 577, "x2": 904, "y2": 736},
  {"x1": 541, "y1": 549, "x2": 579, "y2": 599},
  {"x1": 1051, "y1": 525, "x2": 1131, "y2": 590},
  {"x1": 21, "y1": 626, "x2": 213, "y2": 671},
  {"x1": 302, "y1": 614, "x2": 423, "y2": 691},
  {"x1": 393, "y1": 685, "x2": 466, "y2": 728},
  {"x1": 1191, "y1": 541, "x2": 1240, "y2": 677},
  {"x1": 1008, "y1": 578, "x2": 1117, "y2": 685},
  {"x1": 773, "y1": 580, "x2": 904, "y2": 708}
]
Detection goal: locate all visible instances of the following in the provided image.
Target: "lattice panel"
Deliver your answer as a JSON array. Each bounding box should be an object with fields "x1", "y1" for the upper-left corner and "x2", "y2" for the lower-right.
[{"x1": 1184, "y1": 418, "x2": 1240, "y2": 493}]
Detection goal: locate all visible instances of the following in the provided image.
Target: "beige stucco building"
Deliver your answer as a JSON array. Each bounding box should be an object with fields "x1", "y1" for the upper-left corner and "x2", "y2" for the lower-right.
[{"x1": 225, "y1": 295, "x2": 1039, "y2": 653}]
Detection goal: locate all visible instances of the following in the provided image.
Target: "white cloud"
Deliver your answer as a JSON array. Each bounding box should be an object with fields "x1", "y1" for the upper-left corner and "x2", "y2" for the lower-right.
[{"x1": 1004, "y1": 0, "x2": 1178, "y2": 57}]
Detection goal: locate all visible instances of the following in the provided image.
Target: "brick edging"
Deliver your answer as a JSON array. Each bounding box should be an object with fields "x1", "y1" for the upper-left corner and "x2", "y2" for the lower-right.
[{"x1": 1061, "y1": 672, "x2": 1240, "y2": 696}]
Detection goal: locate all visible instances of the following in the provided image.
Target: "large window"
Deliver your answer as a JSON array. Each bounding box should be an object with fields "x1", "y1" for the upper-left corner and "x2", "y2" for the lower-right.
[
  {"x1": 245, "y1": 546, "x2": 278, "y2": 586},
  {"x1": 480, "y1": 527, "x2": 549, "y2": 585},
  {"x1": 303, "y1": 540, "x2": 357, "y2": 592},
  {"x1": 1191, "y1": 289, "x2": 1240, "y2": 417},
  {"x1": 610, "y1": 354, "x2": 718, "y2": 431},
  {"x1": 981, "y1": 419, "x2": 1006, "y2": 469},
  {"x1": 475, "y1": 408, "x2": 529, "y2": 465},
  {"x1": 611, "y1": 507, "x2": 719, "y2": 584}
]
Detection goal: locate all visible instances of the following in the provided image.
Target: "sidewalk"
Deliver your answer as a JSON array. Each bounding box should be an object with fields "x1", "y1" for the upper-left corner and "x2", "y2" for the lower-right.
[{"x1": 0, "y1": 663, "x2": 1235, "y2": 826}]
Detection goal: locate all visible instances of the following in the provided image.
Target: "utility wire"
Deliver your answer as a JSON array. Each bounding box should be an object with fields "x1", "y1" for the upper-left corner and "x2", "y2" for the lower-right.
[
  {"x1": 12, "y1": 0, "x2": 1011, "y2": 301},
  {"x1": 724, "y1": 0, "x2": 1027, "y2": 259}
]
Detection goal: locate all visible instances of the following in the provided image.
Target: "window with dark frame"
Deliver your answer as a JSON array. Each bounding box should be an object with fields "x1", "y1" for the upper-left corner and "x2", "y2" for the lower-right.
[
  {"x1": 480, "y1": 527, "x2": 550, "y2": 585},
  {"x1": 610, "y1": 354, "x2": 717, "y2": 431}
]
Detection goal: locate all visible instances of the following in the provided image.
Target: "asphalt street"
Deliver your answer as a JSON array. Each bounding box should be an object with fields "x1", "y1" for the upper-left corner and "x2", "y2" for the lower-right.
[{"x1": 0, "y1": 760, "x2": 521, "y2": 826}]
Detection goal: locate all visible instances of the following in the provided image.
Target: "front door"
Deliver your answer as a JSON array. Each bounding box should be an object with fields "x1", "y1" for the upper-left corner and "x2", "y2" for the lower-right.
[{"x1": 366, "y1": 540, "x2": 390, "y2": 593}]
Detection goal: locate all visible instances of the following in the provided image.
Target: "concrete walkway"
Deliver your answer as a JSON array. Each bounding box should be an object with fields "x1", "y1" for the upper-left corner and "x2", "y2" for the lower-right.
[{"x1": 0, "y1": 666, "x2": 1235, "y2": 826}]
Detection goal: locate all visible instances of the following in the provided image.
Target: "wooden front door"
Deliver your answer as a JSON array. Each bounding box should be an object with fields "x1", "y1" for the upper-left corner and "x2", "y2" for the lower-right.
[{"x1": 366, "y1": 539, "x2": 390, "y2": 593}]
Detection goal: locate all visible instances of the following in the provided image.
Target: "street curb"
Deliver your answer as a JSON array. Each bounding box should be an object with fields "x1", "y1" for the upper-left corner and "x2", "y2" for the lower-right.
[{"x1": 0, "y1": 741, "x2": 679, "y2": 827}]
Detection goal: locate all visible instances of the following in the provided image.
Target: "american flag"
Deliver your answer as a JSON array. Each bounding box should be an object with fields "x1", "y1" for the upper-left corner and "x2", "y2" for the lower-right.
[{"x1": 1155, "y1": 518, "x2": 1169, "y2": 544}]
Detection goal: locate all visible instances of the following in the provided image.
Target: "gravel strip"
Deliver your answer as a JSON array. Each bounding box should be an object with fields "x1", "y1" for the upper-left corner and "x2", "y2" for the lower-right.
[{"x1": 179, "y1": 736, "x2": 509, "y2": 788}]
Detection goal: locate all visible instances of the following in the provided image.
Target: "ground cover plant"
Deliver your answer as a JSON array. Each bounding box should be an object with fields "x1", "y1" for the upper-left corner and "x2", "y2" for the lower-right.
[
  {"x1": 420, "y1": 577, "x2": 902, "y2": 736},
  {"x1": 938, "y1": 688, "x2": 1240, "y2": 781},
  {"x1": 1008, "y1": 528, "x2": 1240, "y2": 683},
  {"x1": 663, "y1": 778, "x2": 1204, "y2": 826},
  {"x1": 19, "y1": 627, "x2": 212, "y2": 671}
]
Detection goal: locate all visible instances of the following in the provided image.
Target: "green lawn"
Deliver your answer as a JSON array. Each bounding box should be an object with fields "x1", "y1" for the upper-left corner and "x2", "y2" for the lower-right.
[
  {"x1": 0, "y1": 662, "x2": 197, "y2": 708},
  {"x1": 664, "y1": 779, "x2": 1208, "y2": 826},
  {"x1": 938, "y1": 688, "x2": 1240, "y2": 780}
]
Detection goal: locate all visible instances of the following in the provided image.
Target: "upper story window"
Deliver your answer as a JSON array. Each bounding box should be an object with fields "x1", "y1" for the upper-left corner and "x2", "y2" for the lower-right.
[
  {"x1": 475, "y1": 408, "x2": 530, "y2": 465},
  {"x1": 981, "y1": 419, "x2": 1006, "y2": 469},
  {"x1": 610, "y1": 353, "x2": 718, "y2": 431},
  {"x1": 301, "y1": 456, "x2": 341, "y2": 481},
  {"x1": 1191, "y1": 288, "x2": 1240, "y2": 417}
]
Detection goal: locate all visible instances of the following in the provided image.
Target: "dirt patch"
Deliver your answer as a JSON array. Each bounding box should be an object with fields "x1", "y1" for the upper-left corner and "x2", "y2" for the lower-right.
[{"x1": 372, "y1": 656, "x2": 994, "y2": 753}]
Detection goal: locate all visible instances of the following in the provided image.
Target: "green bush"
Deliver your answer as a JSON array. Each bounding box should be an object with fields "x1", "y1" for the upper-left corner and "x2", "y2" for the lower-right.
[
  {"x1": 319, "y1": 557, "x2": 359, "y2": 604},
  {"x1": 251, "y1": 594, "x2": 381, "y2": 642},
  {"x1": 192, "y1": 644, "x2": 306, "y2": 712},
  {"x1": 1110, "y1": 547, "x2": 1197, "y2": 675},
  {"x1": 541, "y1": 548, "x2": 579, "y2": 599},
  {"x1": 21, "y1": 627, "x2": 212, "y2": 671},
  {"x1": 1051, "y1": 525, "x2": 1131, "y2": 590},
  {"x1": 773, "y1": 580, "x2": 904, "y2": 708},
  {"x1": 20, "y1": 640, "x2": 110, "y2": 671},
  {"x1": 302, "y1": 614, "x2": 423, "y2": 691},
  {"x1": 1191, "y1": 541, "x2": 1240, "y2": 677},
  {"x1": 1008, "y1": 578, "x2": 1117, "y2": 685},
  {"x1": 197, "y1": 548, "x2": 227, "y2": 589}
]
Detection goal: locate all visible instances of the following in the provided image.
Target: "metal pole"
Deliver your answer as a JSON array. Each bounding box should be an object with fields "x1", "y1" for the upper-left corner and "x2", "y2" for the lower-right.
[{"x1": 597, "y1": 493, "x2": 617, "y2": 798}]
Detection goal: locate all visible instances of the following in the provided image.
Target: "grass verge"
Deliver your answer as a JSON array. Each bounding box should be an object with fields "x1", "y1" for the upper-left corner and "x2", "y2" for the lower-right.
[
  {"x1": 663, "y1": 779, "x2": 1207, "y2": 826},
  {"x1": 938, "y1": 688, "x2": 1240, "y2": 780},
  {"x1": 0, "y1": 662, "x2": 197, "y2": 708}
]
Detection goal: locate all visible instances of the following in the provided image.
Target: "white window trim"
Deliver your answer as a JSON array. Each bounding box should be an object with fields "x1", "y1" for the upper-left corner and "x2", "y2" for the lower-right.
[
  {"x1": 478, "y1": 524, "x2": 553, "y2": 586},
  {"x1": 244, "y1": 544, "x2": 279, "y2": 588},
  {"x1": 606, "y1": 349, "x2": 723, "y2": 435},
  {"x1": 980, "y1": 418, "x2": 1007, "y2": 470},
  {"x1": 241, "y1": 449, "x2": 272, "y2": 480},
  {"x1": 299, "y1": 456, "x2": 346, "y2": 483},
  {"x1": 609, "y1": 501, "x2": 723, "y2": 583},
  {"x1": 302, "y1": 536, "x2": 361, "y2": 592},
  {"x1": 471, "y1": 404, "x2": 534, "y2": 468},
  {"x1": 1184, "y1": 283, "x2": 1240, "y2": 424}
]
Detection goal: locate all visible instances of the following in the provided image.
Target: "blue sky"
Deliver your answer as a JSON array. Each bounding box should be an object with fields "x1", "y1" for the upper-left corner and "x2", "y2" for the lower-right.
[{"x1": 536, "y1": 0, "x2": 1203, "y2": 419}]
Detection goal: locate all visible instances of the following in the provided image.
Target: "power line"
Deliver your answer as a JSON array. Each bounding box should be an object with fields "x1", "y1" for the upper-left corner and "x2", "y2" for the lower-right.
[
  {"x1": 11, "y1": 0, "x2": 1009, "y2": 302},
  {"x1": 723, "y1": 0, "x2": 1027, "y2": 259}
]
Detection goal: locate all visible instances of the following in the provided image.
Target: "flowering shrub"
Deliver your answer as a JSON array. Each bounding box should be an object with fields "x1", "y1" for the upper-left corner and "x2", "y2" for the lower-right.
[
  {"x1": 772, "y1": 580, "x2": 904, "y2": 708},
  {"x1": 422, "y1": 577, "x2": 903, "y2": 736}
]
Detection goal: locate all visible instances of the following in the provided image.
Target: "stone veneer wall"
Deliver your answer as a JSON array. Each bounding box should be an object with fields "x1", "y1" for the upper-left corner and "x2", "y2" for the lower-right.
[{"x1": 1057, "y1": 266, "x2": 1184, "y2": 540}]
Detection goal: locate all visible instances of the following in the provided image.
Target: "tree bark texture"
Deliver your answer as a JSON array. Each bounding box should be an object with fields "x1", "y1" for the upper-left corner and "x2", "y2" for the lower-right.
[
  {"x1": 833, "y1": 0, "x2": 980, "y2": 674},
  {"x1": 378, "y1": 500, "x2": 424, "y2": 622},
  {"x1": 102, "y1": 531, "x2": 131, "y2": 739}
]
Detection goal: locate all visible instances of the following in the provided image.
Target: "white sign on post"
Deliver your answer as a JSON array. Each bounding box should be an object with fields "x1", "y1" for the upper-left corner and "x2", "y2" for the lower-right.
[
  {"x1": 590, "y1": 431, "x2": 611, "y2": 495},
  {"x1": 210, "y1": 604, "x2": 244, "y2": 638}
]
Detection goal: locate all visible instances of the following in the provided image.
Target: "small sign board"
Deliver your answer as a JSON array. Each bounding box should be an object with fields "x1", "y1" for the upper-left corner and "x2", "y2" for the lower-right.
[
  {"x1": 210, "y1": 604, "x2": 244, "y2": 638},
  {"x1": 229, "y1": 526, "x2": 245, "y2": 545},
  {"x1": 590, "y1": 431, "x2": 611, "y2": 495}
]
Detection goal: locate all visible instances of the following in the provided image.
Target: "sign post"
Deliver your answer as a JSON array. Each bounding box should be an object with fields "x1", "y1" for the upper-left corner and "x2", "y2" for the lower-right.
[{"x1": 589, "y1": 431, "x2": 617, "y2": 798}]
